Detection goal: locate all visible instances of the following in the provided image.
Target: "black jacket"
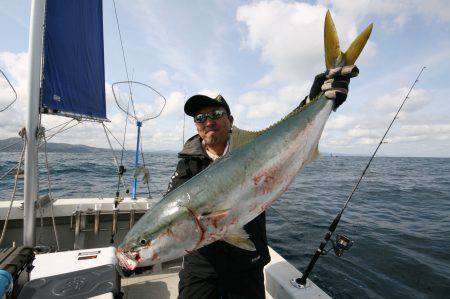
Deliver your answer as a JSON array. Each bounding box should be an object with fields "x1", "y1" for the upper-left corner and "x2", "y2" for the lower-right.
[{"x1": 166, "y1": 135, "x2": 270, "y2": 279}]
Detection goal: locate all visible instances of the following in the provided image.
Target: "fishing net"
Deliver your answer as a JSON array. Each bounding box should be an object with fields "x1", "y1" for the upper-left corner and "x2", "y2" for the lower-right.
[
  {"x1": 0, "y1": 69, "x2": 17, "y2": 112},
  {"x1": 111, "y1": 81, "x2": 166, "y2": 122}
]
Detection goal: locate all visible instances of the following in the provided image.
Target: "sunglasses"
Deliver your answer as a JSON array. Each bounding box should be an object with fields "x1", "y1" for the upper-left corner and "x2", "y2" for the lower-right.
[{"x1": 194, "y1": 110, "x2": 227, "y2": 123}]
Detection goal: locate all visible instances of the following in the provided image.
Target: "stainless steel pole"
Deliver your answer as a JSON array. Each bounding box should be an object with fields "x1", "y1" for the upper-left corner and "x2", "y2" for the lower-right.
[{"x1": 24, "y1": 0, "x2": 45, "y2": 247}]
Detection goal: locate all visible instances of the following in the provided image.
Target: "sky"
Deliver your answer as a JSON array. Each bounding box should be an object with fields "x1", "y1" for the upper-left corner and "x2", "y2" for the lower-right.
[{"x1": 0, "y1": 0, "x2": 449, "y2": 157}]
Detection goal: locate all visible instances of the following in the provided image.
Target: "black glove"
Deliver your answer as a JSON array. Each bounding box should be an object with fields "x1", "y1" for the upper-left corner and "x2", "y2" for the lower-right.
[{"x1": 308, "y1": 65, "x2": 359, "y2": 110}]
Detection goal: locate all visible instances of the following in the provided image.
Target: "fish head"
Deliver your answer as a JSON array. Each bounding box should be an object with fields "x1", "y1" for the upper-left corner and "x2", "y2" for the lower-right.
[
  {"x1": 116, "y1": 230, "x2": 162, "y2": 271},
  {"x1": 116, "y1": 207, "x2": 203, "y2": 271}
]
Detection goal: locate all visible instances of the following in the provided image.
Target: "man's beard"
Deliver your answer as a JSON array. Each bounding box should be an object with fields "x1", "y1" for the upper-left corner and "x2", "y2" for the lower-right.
[{"x1": 205, "y1": 135, "x2": 219, "y2": 145}]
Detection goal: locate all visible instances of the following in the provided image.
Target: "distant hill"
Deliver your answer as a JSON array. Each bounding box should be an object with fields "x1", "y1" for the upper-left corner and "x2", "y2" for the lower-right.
[
  {"x1": 0, "y1": 137, "x2": 179, "y2": 154},
  {"x1": 0, "y1": 137, "x2": 106, "y2": 153}
]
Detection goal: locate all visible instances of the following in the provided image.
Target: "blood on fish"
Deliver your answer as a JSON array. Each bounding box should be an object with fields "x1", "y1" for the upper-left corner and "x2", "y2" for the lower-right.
[
  {"x1": 136, "y1": 253, "x2": 143, "y2": 262},
  {"x1": 211, "y1": 211, "x2": 228, "y2": 228},
  {"x1": 252, "y1": 168, "x2": 280, "y2": 195},
  {"x1": 187, "y1": 207, "x2": 205, "y2": 250},
  {"x1": 151, "y1": 252, "x2": 159, "y2": 261}
]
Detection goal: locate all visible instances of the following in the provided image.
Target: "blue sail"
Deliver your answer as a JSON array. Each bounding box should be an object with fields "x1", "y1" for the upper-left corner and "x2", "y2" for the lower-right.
[{"x1": 41, "y1": 0, "x2": 107, "y2": 120}]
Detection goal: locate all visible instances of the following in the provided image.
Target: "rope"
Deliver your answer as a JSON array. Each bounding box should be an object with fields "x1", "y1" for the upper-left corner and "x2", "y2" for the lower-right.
[
  {"x1": 41, "y1": 130, "x2": 60, "y2": 251},
  {"x1": 139, "y1": 140, "x2": 151, "y2": 198},
  {"x1": 102, "y1": 123, "x2": 128, "y2": 192},
  {"x1": 0, "y1": 135, "x2": 26, "y2": 246},
  {"x1": 0, "y1": 68, "x2": 17, "y2": 112}
]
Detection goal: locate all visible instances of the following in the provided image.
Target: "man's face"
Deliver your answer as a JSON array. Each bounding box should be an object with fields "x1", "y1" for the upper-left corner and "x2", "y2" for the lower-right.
[{"x1": 194, "y1": 105, "x2": 233, "y2": 147}]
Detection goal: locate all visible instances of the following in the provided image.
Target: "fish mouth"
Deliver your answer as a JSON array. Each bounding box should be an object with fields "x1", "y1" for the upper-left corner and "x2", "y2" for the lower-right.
[{"x1": 116, "y1": 249, "x2": 140, "y2": 271}]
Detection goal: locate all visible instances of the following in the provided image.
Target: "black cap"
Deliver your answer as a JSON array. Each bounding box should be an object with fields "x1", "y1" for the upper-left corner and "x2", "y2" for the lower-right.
[{"x1": 184, "y1": 94, "x2": 231, "y2": 117}]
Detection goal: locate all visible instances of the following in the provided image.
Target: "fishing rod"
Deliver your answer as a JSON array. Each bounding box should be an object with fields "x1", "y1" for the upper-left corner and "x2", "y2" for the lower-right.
[{"x1": 293, "y1": 66, "x2": 426, "y2": 287}]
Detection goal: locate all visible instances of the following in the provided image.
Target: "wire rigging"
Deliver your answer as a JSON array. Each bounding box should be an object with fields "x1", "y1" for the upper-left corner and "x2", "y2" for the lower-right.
[
  {"x1": 0, "y1": 139, "x2": 23, "y2": 152},
  {"x1": 103, "y1": 123, "x2": 127, "y2": 151},
  {"x1": 45, "y1": 119, "x2": 82, "y2": 142},
  {"x1": 111, "y1": 0, "x2": 137, "y2": 118},
  {"x1": 112, "y1": 0, "x2": 137, "y2": 200},
  {"x1": 102, "y1": 123, "x2": 128, "y2": 191},
  {"x1": 110, "y1": 1, "x2": 167, "y2": 202},
  {"x1": 45, "y1": 118, "x2": 75, "y2": 132}
]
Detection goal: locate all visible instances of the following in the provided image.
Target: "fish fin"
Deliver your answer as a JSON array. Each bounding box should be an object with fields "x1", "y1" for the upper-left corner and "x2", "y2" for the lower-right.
[
  {"x1": 229, "y1": 126, "x2": 263, "y2": 151},
  {"x1": 311, "y1": 145, "x2": 320, "y2": 161},
  {"x1": 223, "y1": 227, "x2": 256, "y2": 251},
  {"x1": 324, "y1": 10, "x2": 373, "y2": 68},
  {"x1": 343, "y1": 23, "x2": 373, "y2": 66},
  {"x1": 211, "y1": 210, "x2": 229, "y2": 222},
  {"x1": 200, "y1": 209, "x2": 229, "y2": 222},
  {"x1": 324, "y1": 10, "x2": 342, "y2": 69}
]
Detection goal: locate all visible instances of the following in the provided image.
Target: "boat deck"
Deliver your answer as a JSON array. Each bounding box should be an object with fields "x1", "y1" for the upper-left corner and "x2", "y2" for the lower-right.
[
  {"x1": 122, "y1": 258, "x2": 181, "y2": 299},
  {"x1": 121, "y1": 247, "x2": 330, "y2": 299},
  {"x1": 0, "y1": 198, "x2": 330, "y2": 298}
]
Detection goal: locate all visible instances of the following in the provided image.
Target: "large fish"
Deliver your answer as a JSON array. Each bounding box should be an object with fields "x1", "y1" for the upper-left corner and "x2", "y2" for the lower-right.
[{"x1": 117, "y1": 11, "x2": 373, "y2": 270}]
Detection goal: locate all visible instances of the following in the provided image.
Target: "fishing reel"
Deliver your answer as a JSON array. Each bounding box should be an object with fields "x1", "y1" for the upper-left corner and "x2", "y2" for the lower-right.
[
  {"x1": 322, "y1": 234, "x2": 353, "y2": 257},
  {"x1": 331, "y1": 234, "x2": 353, "y2": 257}
]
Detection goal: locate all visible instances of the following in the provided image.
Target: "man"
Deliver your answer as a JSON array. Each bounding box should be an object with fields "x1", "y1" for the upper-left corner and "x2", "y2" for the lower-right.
[{"x1": 166, "y1": 66, "x2": 358, "y2": 299}]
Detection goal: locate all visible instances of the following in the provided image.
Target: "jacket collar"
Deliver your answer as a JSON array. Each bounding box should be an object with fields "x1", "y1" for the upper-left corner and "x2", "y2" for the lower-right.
[{"x1": 178, "y1": 135, "x2": 208, "y2": 158}]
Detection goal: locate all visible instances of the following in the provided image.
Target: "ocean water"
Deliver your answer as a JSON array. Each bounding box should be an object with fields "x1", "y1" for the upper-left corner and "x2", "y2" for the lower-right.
[{"x1": 1, "y1": 151, "x2": 449, "y2": 298}]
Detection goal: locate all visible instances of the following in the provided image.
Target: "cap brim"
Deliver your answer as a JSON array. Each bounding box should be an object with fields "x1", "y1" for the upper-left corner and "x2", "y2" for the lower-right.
[{"x1": 184, "y1": 95, "x2": 223, "y2": 117}]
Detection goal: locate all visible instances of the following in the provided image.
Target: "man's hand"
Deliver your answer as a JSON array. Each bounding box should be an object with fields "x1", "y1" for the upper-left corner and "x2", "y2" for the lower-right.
[{"x1": 308, "y1": 65, "x2": 359, "y2": 111}]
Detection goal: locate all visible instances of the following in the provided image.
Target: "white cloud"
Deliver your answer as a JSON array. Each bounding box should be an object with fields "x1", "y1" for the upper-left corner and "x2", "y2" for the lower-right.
[
  {"x1": 237, "y1": 91, "x2": 286, "y2": 119},
  {"x1": 320, "y1": 0, "x2": 450, "y2": 31},
  {"x1": 327, "y1": 114, "x2": 357, "y2": 130},
  {"x1": 162, "y1": 91, "x2": 185, "y2": 117},
  {"x1": 321, "y1": 86, "x2": 450, "y2": 156},
  {"x1": 0, "y1": 52, "x2": 28, "y2": 136},
  {"x1": 0, "y1": 49, "x2": 187, "y2": 152},
  {"x1": 236, "y1": 1, "x2": 377, "y2": 86},
  {"x1": 235, "y1": 84, "x2": 307, "y2": 121},
  {"x1": 237, "y1": 1, "x2": 327, "y2": 86},
  {"x1": 422, "y1": 0, "x2": 450, "y2": 22},
  {"x1": 0, "y1": 52, "x2": 28, "y2": 88},
  {"x1": 151, "y1": 70, "x2": 171, "y2": 86},
  {"x1": 374, "y1": 88, "x2": 431, "y2": 113},
  {"x1": 2, "y1": 2, "x2": 450, "y2": 157},
  {"x1": 197, "y1": 89, "x2": 221, "y2": 98},
  {"x1": 0, "y1": 73, "x2": 16, "y2": 111}
]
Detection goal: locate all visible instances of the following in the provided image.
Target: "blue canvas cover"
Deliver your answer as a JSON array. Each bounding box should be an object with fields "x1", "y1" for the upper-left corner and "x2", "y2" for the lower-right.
[{"x1": 41, "y1": 0, "x2": 106, "y2": 120}]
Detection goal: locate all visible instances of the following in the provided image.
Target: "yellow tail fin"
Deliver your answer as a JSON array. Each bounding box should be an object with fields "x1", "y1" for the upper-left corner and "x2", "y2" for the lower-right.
[{"x1": 324, "y1": 10, "x2": 373, "y2": 69}]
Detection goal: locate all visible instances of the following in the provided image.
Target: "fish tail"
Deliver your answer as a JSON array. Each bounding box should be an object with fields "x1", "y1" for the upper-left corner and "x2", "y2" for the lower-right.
[{"x1": 324, "y1": 10, "x2": 373, "y2": 69}]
